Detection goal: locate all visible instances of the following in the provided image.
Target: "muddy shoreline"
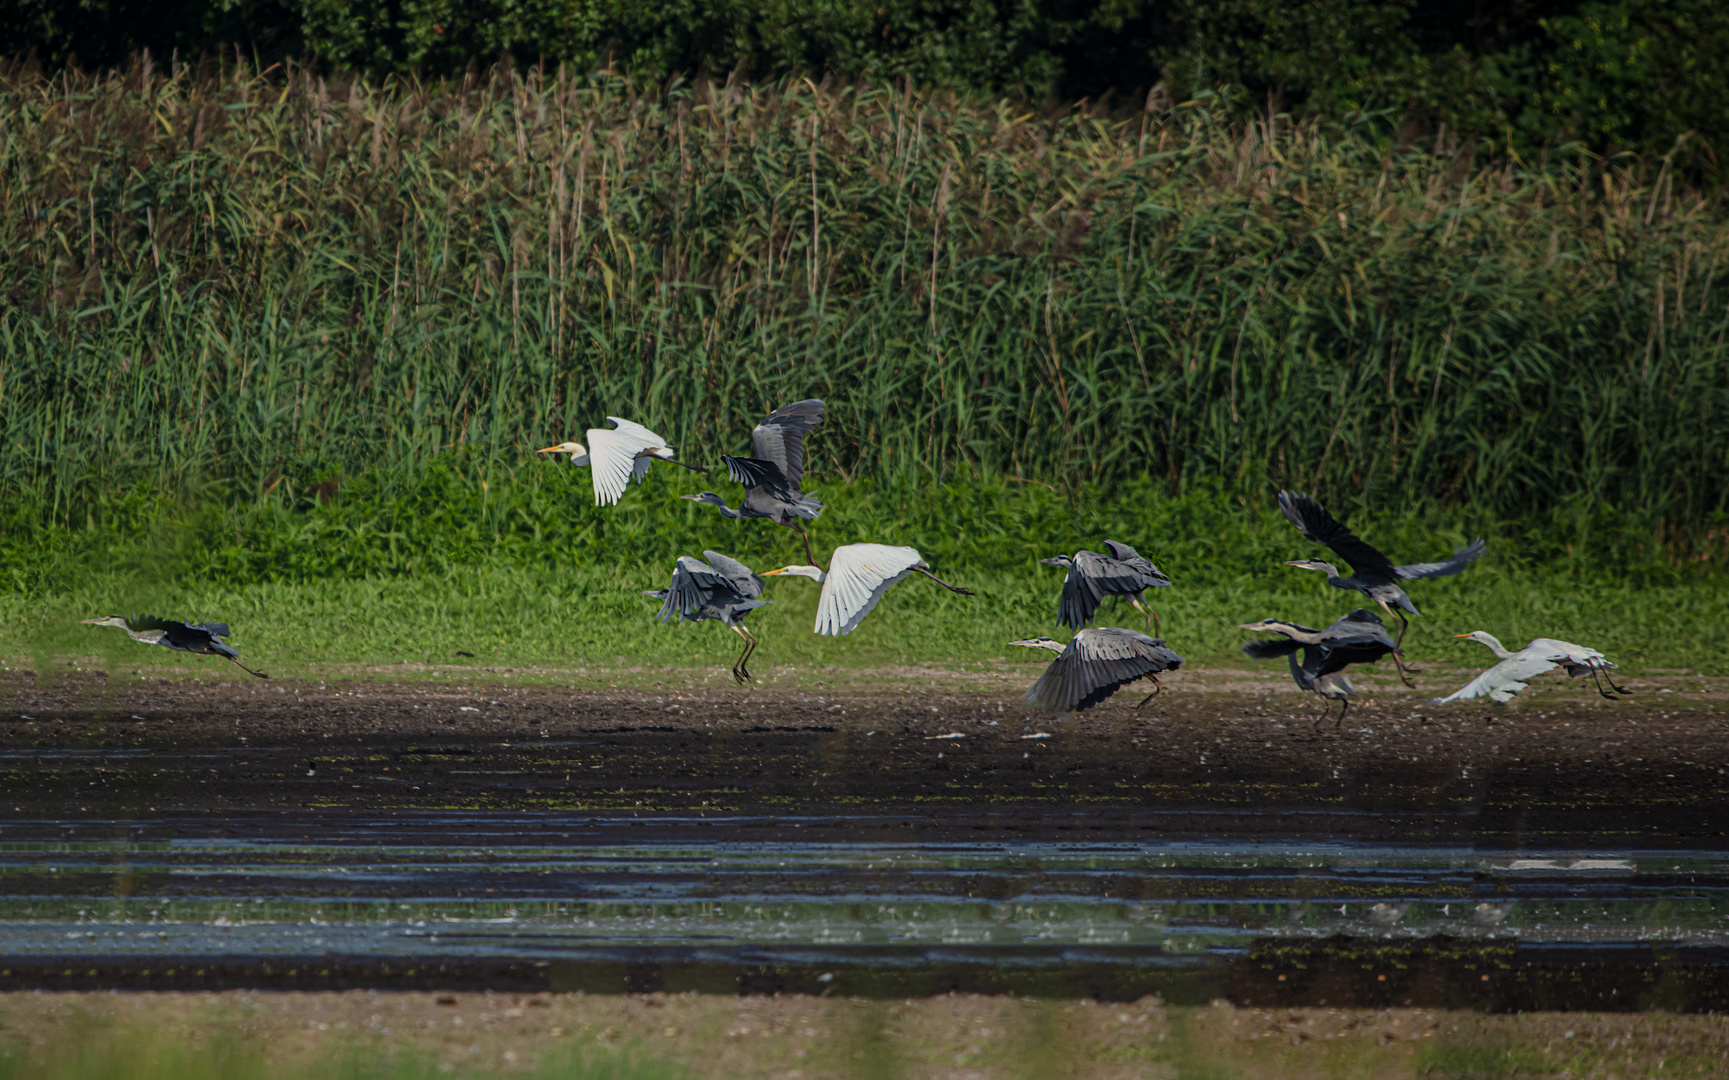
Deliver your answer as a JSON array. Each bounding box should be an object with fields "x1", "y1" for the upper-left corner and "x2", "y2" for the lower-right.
[{"x1": 3, "y1": 674, "x2": 1724, "y2": 838}]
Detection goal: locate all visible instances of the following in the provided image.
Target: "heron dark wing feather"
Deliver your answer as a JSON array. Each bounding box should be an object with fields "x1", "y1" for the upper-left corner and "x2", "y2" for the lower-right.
[
  {"x1": 1242, "y1": 639, "x2": 1304, "y2": 659},
  {"x1": 1394, "y1": 538, "x2": 1488, "y2": 580},
  {"x1": 1055, "y1": 567, "x2": 1104, "y2": 630},
  {"x1": 720, "y1": 455, "x2": 795, "y2": 495},
  {"x1": 190, "y1": 622, "x2": 231, "y2": 638},
  {"x1": 1278, "y1": 491, "x2": 1399, "y2": 577},
  {"x1": 749, "y1": 399, "x2": 825, "y2": 490},
  {"x1": 1074, "y1": 550, "x2": 1159, "y2": 596},
  {"x1": 129, "y1": 615, "x2": 196, "y2": 634},
  {"x1": 1314, "y1": 640, "x2": 1395, "y2": 677},
  {"x1": 658, "y1": 556, "x2": 734, "y2": 621},
  {"x1": 1101, "y1": 540, "x2": 1169, "y2": 584},
  {"x1": 701, "y1": 550, "x2": 765, "y2": 599}
]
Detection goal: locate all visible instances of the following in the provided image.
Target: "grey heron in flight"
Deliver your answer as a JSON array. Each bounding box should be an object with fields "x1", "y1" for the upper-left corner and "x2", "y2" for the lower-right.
[
  {"x1": 537, "y1": 417, "x2": 707, "y2": 506},
  {"x1": 762, "y1": 543, "x2": 975, "y2": 635},
  {"x1": 1240, "y1": 609, "x2": 1400, "y2": 723},
  {"x1": 1277, "y1": 491, "x2": 1485, "y2": 648},
  {"x1": 1009, "y1": 628, "x2": 1184, "y2": 714},
  {"x1": 644, "y1": 550, "x2": 771, "y2": 684},
  {"x1": 82, "y1": 615, "x2": 268, "y2": 678},
  {"x1": 1435, "y1": 631, "x2": 1630, "y2": 704},
  {"x1": 683, "y1": 399, "x2": 826, "y2": 566},
  {"x1": 1042, "y1": 541, "x2": 1171, "y2": 634}
]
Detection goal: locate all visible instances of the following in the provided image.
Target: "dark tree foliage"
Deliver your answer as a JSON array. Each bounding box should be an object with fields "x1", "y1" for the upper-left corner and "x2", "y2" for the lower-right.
[{"x1": 3, "y1": 0, "x2": 1724, "y2": 164}]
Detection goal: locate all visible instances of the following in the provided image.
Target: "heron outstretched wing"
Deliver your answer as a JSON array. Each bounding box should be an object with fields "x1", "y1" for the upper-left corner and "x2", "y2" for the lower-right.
[
  {"x1": 1242, "y1": 638, "x2": 1303, "y2": 659},
  {"x1": 814, "y1": 543, "x2": 923, "y2": 636},
  {"x1": 1434, "y1": 655, "x2": 1559, "y2": 704},
  {"x1": 1322, "y1": 609, "x2": 1395, "y2": 649},
  {"x1": 585, "y1": 422, "x2": 664, "y2": 506},
  {"x1": 750, "y1": 399, "x2": 825, "y2": 490},
  {"x1": 129, "y1": 615, "x2": 196, "y2": 635},
  {"x1": 1102, "y1": 541, "x2": 1170, "y2": 585},
  {"x1": 701, "y1": 550, "x2": 765, "y2": 599},
  {"x1": 1394, "y1": 538, "x2": 1487, "y2": 580},
  {"x1": 720, "y1": 455, "x2": 795, "y2": 495},
  {"x1": 190, "y1": 622, "x2": 232, "y2": 638},
  {"x1": 1022, "y1": 627, "x2": 1182, "y2": 713},
  {"x1": 1278, "y1": 492, "x2": 1399, "y2": 578},
  {"x1": 655, "y1": 555, "x2": 736, "y2": 622},
  {"x1": 1055, "y1": 564, "x2": 1102, "y2": 631}
]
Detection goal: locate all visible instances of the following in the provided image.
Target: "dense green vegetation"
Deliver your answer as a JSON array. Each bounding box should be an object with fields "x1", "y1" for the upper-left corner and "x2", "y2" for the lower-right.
[
  {"x1": 9, "y1": 1, "x2": 1728, "y2": 164},
  {"x1": 4, "y1": 65, "x2": 1726, "y2": 547},
  {"x1": 1, "y1": 62, "x2": 1725, "y2": 674}
]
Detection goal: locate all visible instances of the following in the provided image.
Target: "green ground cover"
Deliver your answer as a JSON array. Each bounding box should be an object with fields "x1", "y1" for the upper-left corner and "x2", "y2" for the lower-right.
[
  {"x1": 11, "y1": 563, "x2": 1725, "y2": 682},
  {"x1": 7, "y1": 470, "x2": 1723, "y2": 679}
]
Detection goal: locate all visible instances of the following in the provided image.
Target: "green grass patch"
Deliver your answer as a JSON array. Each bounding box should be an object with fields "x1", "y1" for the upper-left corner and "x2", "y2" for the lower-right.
[{"x1": 11, "y1": 561, "x2": 1725, "y2": 682}]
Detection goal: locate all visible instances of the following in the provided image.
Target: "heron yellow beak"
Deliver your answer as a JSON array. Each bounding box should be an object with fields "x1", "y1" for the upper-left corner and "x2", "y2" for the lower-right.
[
  {"x1": 535, "y1": 445, "x2": 563, "y2": 454},
  {"x1": 761, "y1": 569, "x2": 787, "y2": 576},
  {"x1": 1454, "y1": 633, "x2": 1474, "y2": 638}
]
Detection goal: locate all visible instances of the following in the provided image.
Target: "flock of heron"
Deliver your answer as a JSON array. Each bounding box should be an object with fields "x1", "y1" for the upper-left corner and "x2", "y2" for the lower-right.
[{"x1": 82, "y1": 398, "x2": 1630, "y2": 720}]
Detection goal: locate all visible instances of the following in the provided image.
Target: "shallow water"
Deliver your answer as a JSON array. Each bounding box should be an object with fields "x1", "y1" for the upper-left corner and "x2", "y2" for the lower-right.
[{"x1": 4, "y1": 708, "x2": 1729, "y2": 1006}]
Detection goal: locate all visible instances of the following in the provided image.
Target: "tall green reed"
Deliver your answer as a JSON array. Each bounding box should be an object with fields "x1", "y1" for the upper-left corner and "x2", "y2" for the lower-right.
[{"x1": 1, "y1": 60, "x2": 1725, "y2": 561}]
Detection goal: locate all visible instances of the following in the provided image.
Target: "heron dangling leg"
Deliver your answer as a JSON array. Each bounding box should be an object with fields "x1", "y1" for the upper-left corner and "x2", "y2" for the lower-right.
[
  {"x1": 791, "y1": 522, "x2": 819, "y2": 569},
  {"x1": 663, "y1": 457, "x2": 711, "y2": 476},
  {"x1": 1129, "y1": 597, "x2": 1159, "y2": 637},
  {"x1": 1335, "y1": 698, "x2": 1350, "y2": 728},
  {"x1": 1391, "y1": 650, "x2": 1419, "y2": 690},
  {"x1": 727, "y1": 623, "x2": 753, "y2": 685},
  {"x1": 1311, "y1": 699, "x2": 1331, "y2": 731},
  {"x1": 1133, "y1": 676, "x2": 1164, "y2": 710},
  {"x1": 1378, "y1": 599, "x2": 1412, "y2": 651},
  {"x1": 224, "y1": 654, "x2": 270, "y2": 680},
  {"x1": 912, "y1": 567, "x2": 976, "y2": 596},
  {"x1": 738, "y1": 626, "x2": 761, "y2": 681}
]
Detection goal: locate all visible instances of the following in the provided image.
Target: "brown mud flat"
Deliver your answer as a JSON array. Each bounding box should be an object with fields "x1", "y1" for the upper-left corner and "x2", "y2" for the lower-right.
[
  {"x1": 2, "y1": 672, "x2": 1724, "y2": 840},
  {"x1": 4, "y1": 990, "x2": 1729, "y2": 1079}
]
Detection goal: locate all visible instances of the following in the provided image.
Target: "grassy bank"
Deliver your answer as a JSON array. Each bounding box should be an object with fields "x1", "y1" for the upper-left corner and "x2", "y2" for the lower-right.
[
  {"x1": 10, "y1": 560, "x2": 1726, "y2": 682},
  {"x1": 3, "y1": 63, "x2": 1727, "y2": 554},
  {"x1": 6, "y1": 466, "x2": 1724, "y2": 680}
]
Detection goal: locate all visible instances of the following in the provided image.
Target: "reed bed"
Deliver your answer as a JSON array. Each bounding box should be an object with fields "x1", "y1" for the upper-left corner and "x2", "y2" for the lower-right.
[{"x1": 2, "y1": 59, "x2": 1726, "y2": 558}]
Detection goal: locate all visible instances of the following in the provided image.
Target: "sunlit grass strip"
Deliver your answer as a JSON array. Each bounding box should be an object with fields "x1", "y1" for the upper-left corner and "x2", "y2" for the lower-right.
[
  {"x1": 10, "y1": 559, "x2": 1726, "y2": 678},
  {"x1": 0, "y1": 60, "x2": 1725, "y2": 545}
]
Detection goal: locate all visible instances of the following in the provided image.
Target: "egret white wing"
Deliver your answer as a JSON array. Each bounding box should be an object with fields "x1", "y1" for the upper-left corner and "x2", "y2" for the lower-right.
[
  {"x1": 1434, "y1": 655, "x2": 1559, "y2": 704},
  {"x1": 1525, "y1": 637, "x2": 1613, "y2": 670},
  {"x1": 605, "y1": 417, "x2": 668, "y2": 444},
  {"x1": 814, "y1": 544, "x2": 923, "y2": 636},
  {"x1": 585, "y1": 424, "x2": 663, "y2": 506}
]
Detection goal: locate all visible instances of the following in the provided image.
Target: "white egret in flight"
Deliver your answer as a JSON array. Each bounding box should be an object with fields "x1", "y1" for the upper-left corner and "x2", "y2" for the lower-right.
[
  {"x1": 1435, "y1": 631, "x2": 1629, "y2": 704},
  {"x1": 538, "y1": 417, "x2": 707, "y2": 507},
  {"x1": 762, "y1": 543, "x2": 974, "y2": 636}
]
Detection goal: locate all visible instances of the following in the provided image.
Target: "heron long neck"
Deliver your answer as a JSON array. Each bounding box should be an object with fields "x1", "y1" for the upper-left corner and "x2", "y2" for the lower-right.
[{"x1": 1477, "y1": 634, "x2": 1514, "y2": 659}]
